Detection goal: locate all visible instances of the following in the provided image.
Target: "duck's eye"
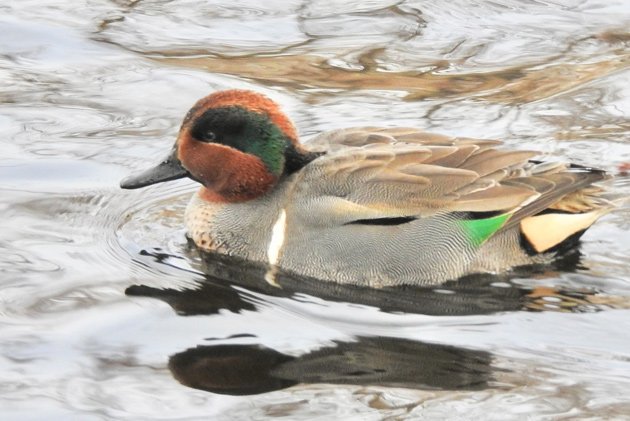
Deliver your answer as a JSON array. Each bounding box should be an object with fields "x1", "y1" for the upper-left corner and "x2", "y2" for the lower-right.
[{"x1": 198, "y1": 130, "x2": 216, "y2": 143}]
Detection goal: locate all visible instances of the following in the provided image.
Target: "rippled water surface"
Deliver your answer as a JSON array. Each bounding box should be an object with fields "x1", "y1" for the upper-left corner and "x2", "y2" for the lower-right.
[{"x1": 2, "y1": 1, "x2": 630, "y2": 419}]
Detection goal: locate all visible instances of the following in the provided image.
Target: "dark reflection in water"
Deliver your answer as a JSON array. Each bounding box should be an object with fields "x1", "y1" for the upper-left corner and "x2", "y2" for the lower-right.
[
  {"x1": 126, "y1": 246, "x2": 605, "y2": 396},
  {"x1": 127, "y1": 246, "x2": 596, "y2": 317},
  {"x1": 168, "y1": 337, "x2": 494, "y2": 396}
]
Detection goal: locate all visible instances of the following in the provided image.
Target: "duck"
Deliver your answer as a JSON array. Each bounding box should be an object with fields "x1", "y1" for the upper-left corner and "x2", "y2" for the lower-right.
[{"x1": 121, "y1": 89, "x2": 614, "y2": 287}]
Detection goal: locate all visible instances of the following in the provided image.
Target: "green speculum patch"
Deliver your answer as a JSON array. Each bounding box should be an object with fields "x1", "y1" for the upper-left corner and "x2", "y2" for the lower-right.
[{"x1": 458, "y1": 213, "x2": 511, "y2": 247}]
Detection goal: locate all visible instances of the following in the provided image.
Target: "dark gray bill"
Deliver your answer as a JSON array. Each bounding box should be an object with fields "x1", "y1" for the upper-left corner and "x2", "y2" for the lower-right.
[{"x1": 120, "y1": 149, "x2": 188, "y2": 189}]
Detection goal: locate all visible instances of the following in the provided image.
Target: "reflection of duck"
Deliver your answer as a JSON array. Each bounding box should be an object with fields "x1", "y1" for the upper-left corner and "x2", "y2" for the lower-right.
[
  {"x1": 126, "y1": 250, "x2": 614, "y2": 397},
  {"x1": 168, "y1": 336, "x2": 494, "y2": 396},
  {"x1": 121, "y1": 90, "x2": 614, "y2": 286}
]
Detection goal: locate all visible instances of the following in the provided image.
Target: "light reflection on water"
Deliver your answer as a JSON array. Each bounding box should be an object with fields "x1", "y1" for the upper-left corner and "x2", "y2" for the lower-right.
[{"x1": 1, "y1": 0, "x2": 630, "y2": 419}]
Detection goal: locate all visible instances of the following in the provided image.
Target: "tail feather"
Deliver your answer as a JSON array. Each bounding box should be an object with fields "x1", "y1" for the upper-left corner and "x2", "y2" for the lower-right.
[
  {"x1": 502, "y1": 163, "x2": 610, "y2": 233},
  {"x1": 509, "y1": 163, "x2": 616, "y2": 254},
  {"x1": 519, "y1": 207, "x2": 611, "y2": 253}
]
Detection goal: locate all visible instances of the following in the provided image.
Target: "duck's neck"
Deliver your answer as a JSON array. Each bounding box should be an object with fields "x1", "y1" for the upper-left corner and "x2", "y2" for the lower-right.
[
  {"x1": 284, "y1": 142, "x2": 325, "y2": 174},
  {"x1": 194, "y1": 150, "x2": 278, "y2": 203},
  {"x1": 196, "y1": 143, "x2": 321, "y2": 204}
]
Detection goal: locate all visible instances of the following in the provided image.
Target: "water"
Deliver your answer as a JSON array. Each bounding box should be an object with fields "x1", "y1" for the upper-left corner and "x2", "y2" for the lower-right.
[{"x1": 1, "y1": 0, "x2": 630, "y2": 419}]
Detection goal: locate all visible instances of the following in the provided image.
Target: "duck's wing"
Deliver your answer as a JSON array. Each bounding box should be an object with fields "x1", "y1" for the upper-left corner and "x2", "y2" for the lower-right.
[
  {"x1": 299, "y1": 128, "x2": 610, "y2": 247},
  {"x1": 307, "y1": 127, "x2": 499, "y2": 149}
]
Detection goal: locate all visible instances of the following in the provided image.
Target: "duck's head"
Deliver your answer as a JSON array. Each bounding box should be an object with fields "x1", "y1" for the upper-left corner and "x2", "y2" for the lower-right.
[{"x1": 120, "y1": 90, "x2": 317, "y2": 202}]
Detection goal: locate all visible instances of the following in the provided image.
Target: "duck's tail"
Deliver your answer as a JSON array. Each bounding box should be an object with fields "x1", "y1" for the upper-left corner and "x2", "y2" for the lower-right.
[
  {"x1": 519, "y1": 205, "x2": 613, "y2": 254},
  {"x1": 519, "y1": 178, "x2": 623, "y2": 255}
]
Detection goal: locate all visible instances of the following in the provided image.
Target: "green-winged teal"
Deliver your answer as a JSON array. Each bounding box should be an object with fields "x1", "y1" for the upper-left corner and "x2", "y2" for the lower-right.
[{"x1": 121, "y1": 90, "x2": 614, "y2": 287}]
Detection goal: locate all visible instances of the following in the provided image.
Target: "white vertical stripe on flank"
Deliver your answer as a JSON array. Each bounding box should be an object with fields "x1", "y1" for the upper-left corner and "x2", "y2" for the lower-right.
[{"x1": 265, "y1": 209, "x2": 287, "y2": 287}]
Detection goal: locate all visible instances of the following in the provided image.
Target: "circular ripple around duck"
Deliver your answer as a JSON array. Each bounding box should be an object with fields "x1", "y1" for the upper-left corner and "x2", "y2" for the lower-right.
[{"x1": 112, "y1": 179, "x2": 205, "y2": 290}]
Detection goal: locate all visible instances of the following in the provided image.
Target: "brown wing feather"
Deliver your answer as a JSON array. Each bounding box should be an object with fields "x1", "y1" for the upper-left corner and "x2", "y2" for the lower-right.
[
  {"x1": 502, "y1": 166, "x2": 610, "y2": 231},
  {"x1": 303, "y1": 128, "x2": 607, "y2": 223}
]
